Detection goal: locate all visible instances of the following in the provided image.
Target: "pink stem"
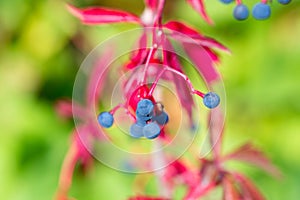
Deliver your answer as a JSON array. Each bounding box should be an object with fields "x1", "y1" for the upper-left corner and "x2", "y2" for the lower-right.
[
  {"x1": 57, "y1": 141, "x2": 79, "y2": 198},
  {"x1": 141, "y1": 46, "x2": 157, "y2": 85},
  {"x1": 193, "y1": 90, "x2": 205, "y2": 98},
  {"x1": 148, "y1": 68, "x2": 167, "y2": 96},
  {"x1": 126, "y1": 110, "x2": 136, "y2": 121},
  {"x1": 236, "y1": 0, "x2": 242, "y2": 5},
  {"x1": 109, "y1": 103, "x2": 136, "y2": 121},
  {"x1": 166, "y1": 67, "x2": 205, "y2": 98},
  {"x1": 141, "y1": 0, "x2": 165, "y2": 85},
  {"x1": 261, "y1": 0, "x2": 268, "y2": 4},
  {"x1": 109, "y1": 103, "x2": 124, "y2": 115},
  {"x1": 154, "y1": 0, "x2": 166, "y2": 26},
  {"x1": 148, "y1": 66, "x2": 205, "y2": 97}
]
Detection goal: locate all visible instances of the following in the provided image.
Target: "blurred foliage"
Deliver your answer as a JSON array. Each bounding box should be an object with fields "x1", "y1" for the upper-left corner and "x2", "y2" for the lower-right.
[{"x1": 0, "y1": 0, "x2": 300, "y2": 200}]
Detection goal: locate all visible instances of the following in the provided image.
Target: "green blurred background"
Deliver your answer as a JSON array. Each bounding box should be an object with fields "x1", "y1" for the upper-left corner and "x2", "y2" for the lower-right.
[{"x1": 0, "y1": 0, "x2": 300, "y2": 199}]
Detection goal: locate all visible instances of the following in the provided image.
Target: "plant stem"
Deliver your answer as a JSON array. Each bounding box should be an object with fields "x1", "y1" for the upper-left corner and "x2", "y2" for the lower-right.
[
  {"x1": 110, "y1": 103, "x2": 136, "y2": 120},
  {"x1": 148, "y1": 66, "x2": 205, "y2": 98},
  {"x1": 236, "y1": 0, "x2": 242, "y2": 5},
  {"x1": 155, "y1": 0, "x2": 166, "y2": 26},
  {"x1": 140, "y1": 46, "x2": 157, "y2": 85},
  {"x1": 109, "y1": 103, "x2": 124, "y2": 115},
  {"x1": 148, "y1": 67, "x2": 167, "y2": 96}
]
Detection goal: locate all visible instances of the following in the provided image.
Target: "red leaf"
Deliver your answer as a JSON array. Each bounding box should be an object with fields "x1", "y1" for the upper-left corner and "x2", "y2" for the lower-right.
[
  {"x1": 184, "y1": 160, "x2": 218, "y2": 199},
  {"x1": 128, "y1": 196, "x2": 170, "y2": 200},
  {"x1": 183, "y1": 42, "x2": 221, "y2": 84},
  {"x1": 186, "y1": 0, "x2": 213, "y2": 24},
  {"x1": 55, "y1": 100, "x2": 87, "y2": 119},
  {"x1": 204, "y1": 47, "x2": 220, "y2": 63},
  {"x1": 223, "y1": 143, "x2": 281, "y2": 178},
  {"x1": 234, "y1": 173, "x2": 265, "y2": 200},
  {"x1": 164, "y1": 160, "x2": 199, "y2": 187},
  {"x1": 86, "y1": 48, "x2": 114, "y2": 106},
  {"x1": 124, "y1": 33, "x2": 148, "y2": 70},
  {"x1": 184, "y1": 180, "x2": 217, "y2": 200},
  {"x1": 67, "y1": 4, "x2": 141, "y2": 25},
  {"x1": 124, "y1": 48, "x2": 144, "y2": 69},
  {"x1": 208, "y1": 107, "x2": 225, "y2": 160},
  {"x1": 222, "y1": 175, "x2": 241, "y2": 200},
  {"x1": 165, "y1": 21, "x2": 202, "y2": 36},
  {"x1": 164, "y1": 21, "x2": 230, "y2": 52}
]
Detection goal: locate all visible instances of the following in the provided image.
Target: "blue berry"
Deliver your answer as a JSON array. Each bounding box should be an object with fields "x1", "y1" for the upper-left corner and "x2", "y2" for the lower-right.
[
  {"x1": 203, "y1": 92, "x2": 220, "y2": 109},
  {"x1": 278, "y1": 0, "x2": 291, "y2": 4},
  {"x1": 252, "y1": 3, "x2": 271, "y2": 20},
  {"x1": 130, "y1": 123, "x2": 144, "y2": 138},
  {"x1": 136, "y1": 99, "x2": 154, "y2": 121},
  {"x1": 234, "y1": 4, "x2": 249, "y2": 20},
  {"x1": 153, "y1": 111, "x2": 169, "y2": 125},
  {"x1": 143, "y1": 122, "x2": 161, "y2": 139},
  {"x1": 136, "y1": 118, "x2": 147, "y2": 126},
  {"x1": 219, "y1": 0, "x2": 233, "y2": 4},
  {"x1": 98, "y1": 112, "x2": 114, "y2": 128}
]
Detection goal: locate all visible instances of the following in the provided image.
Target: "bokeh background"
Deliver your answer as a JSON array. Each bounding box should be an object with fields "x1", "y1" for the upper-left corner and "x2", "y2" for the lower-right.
[{"x1": 0, "y1": 0, "x2": 300, "y2": 199}]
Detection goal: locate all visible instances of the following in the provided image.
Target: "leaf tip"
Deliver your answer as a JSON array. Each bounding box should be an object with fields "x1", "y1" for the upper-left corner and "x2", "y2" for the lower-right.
[{"x1": 66, "y1": 4, "x2": 84, "y2": 21}]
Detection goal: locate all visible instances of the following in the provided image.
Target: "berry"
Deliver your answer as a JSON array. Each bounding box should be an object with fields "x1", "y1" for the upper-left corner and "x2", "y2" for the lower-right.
[
  {"x1": 219, "y1": 0, "x2": 233, "y2": 4},
  {"x1": 98, "y1": 112, "x2": 114, "y2": 128},
  {"x1": 153, "y1": 111, "x2": 169, "y2": 125},
  {"x1": 136, "y1": 114, "x2": 153, "y2": 123},
  {"x1": 143, "y1": 122, "x2": 161, "y2": 139},
  {"x1": 234, "y1": 4, "x2": 249, "y2": 21},
  {"x1": 278, "y1": 0, "x2": 291, "y2": 4},
  {"x1": 136, "y1": 118, "x2": 147, "y2": 126},
  {"x1": 203, "y1": 92, "x2": 220, "y2": 109},
  {"x1": 130, "y1": 123, "x2": 144, "y2": 138},
  {"x1": 252, "y1": 3, "x2": 271, "y2": 20},
  {"x1": 136, "y1": 99, "x2": 154, "y2": 121}
]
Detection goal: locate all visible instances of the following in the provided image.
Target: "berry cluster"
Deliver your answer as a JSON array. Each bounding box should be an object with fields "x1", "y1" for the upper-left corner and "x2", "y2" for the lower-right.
[
  {"x1": 97, "y1": 90, "x2": 220, "y2": 140},
  {"x1": 130, "y1": 99, "x2": 168, "y2": 139},
  {"x1": 219, "y1": 0, "x2": 292, "y2": 21}
]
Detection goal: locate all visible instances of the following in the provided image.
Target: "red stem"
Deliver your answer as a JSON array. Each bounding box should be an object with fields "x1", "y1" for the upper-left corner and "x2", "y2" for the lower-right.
[
  {"x1": 141, "y1": 0, "x2": 166, "y2": 85},
  {"x1": 148, "y1": 67, "x2": 167, "y2": 96},
  {"x1": 109, "y1": 103, "x2": 123, "y2": 115},
  {"x1": 56, "y1": 141, "x2": 79, "y2": 198},
  {"x1": 109, "y1": 103, "x2": 136, "y2": 120},
  {"x1": 148, "y1": 66, "x2": 205, "y2": 98},
  {"x1": 141, "y1": 46, "x2": 157, "y2": 85},
  {"x1": 236, "y1": 0, "x2": 242, "y2": 5},
  {"x1": 154, "y1": 0, "x2": 166, "y2": 26}
]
